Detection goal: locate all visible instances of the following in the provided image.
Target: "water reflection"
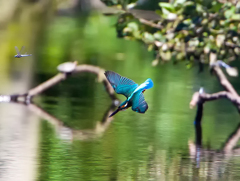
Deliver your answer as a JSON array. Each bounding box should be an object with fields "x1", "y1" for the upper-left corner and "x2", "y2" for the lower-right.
[
  {"x1": 0, "y1": 103, "x2": 39, "y2": 181},
  {"x1": 189, "y1": 103, "x2": 240, "y2": 177},
  {"x1": 27, "y1": 102, "x2": 117, "y2": 141}
]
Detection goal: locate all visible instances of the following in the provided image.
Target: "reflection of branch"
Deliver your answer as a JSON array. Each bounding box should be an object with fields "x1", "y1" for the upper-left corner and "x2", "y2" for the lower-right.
[
  {"x1": 194, "y1": 103, "x2": 203, "y2": 146},
  {"x1": 27, "y1": 103, "x2": 117, "y2": 141},
  {"x1": 189, "y1": 120, "x2": 240, "y2": 169},
  {"x1": 10, "y1": 64, "x2": 118, "y2": 103},
  {"x1": 189, "y1": 99, "x2": 240, "y2": 166},
  {"x1": 189, "y1": 52, "x2": 240, "y2": 167},
  {"x1": 189, "y1": 122, "x2": 240, "y2": 155},
  {"x1": 223, "y1": 123, "x2": 240, "y2": 153}
]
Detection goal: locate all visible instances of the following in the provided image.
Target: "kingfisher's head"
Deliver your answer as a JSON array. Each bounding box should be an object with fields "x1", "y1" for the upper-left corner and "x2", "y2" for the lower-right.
[{"x1": 119, "y1": 100, "x2": 131, "y2": 110}]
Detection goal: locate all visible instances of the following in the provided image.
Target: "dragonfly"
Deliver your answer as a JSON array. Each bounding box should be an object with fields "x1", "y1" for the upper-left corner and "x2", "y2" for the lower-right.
[
  {"x1": 14, "y1": 46, "x2": 32, "y2": 58},
  {"x1": 105, "y1": 71, "x2": 154, "y2": 117}
]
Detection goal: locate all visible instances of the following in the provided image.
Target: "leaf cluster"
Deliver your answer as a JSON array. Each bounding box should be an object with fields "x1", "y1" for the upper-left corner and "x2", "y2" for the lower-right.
[{"x1": 103, "y1": 0, "x2": 240, "y2": 67}]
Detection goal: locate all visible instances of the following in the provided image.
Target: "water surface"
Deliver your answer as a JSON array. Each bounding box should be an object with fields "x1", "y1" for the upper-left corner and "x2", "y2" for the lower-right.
[{"x1": 0, "y1": 12, "x2": 240, "y2": 181}]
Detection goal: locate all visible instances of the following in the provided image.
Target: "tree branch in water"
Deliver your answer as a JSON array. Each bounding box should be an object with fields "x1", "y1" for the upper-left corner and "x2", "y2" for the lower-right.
[
  {"x1": 8, "y1": 63, "x2": 118, "y2": 103},
  {"x1": 190, "y1": 53, "x2": 240, "y2": 111}
]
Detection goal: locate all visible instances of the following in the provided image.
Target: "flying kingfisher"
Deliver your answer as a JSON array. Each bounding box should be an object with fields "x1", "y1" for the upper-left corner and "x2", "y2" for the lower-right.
[{"x1": 105, "y1": 71, "x2": 153, "y2": 117}]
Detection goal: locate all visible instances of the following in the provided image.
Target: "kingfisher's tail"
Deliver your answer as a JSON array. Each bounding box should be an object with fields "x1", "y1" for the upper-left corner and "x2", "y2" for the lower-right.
[
  {"x1": 144, "y1": 78, "x2": 154, "y2": 89},
  {"x1": 130, "y1": 78, "x2": 154, "y2": 97}
]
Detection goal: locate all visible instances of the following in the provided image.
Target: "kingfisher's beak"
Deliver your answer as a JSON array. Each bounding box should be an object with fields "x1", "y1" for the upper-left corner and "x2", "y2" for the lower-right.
[{"x1": 109, "y1": 108, "x2": 120, "y2": 117}]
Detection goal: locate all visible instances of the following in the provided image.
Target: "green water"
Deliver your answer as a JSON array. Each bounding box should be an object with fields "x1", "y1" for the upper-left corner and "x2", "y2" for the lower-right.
[{"x1": 0, "y1": 12, "x2": 240, "y2": 181}]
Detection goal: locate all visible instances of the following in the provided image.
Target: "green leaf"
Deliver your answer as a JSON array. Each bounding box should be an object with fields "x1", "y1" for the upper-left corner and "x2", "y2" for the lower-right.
[
  {"x1": 152, "y1": 59, "x2": 159, "y2": 66},
  {"x1": 127, "y1": 22, "x2": 139, "y2": 31},
  {"x1": 196, "y1": 3, "x2": 203, "y2": 13},
  {"x1": 148, "y1": 44, "x2": 154, "y2": 51},
  {"x1": 143, "y1": 32, "x2": 155, "y2": 43},
  {"x1": 183, "y1": 1, "x2": 195, "y2": 7},
  {"x1": 154, "y1": 32, "x2": 167, "y2": 42},
  {"x1": 174, "y1": 0, "x2": 186, "y2": 6},
  {"x1": 224, "y1": 6, "x2": 236, "y2": 19},
  {"x1": 155, "y1": 9, "x2": 162, "y2": 16},
  {"x1": 186, "y1": 62, "x2": 193, "y2": 69},
  {"x1": 231, "y1": 14, "x2": 240, "y2": 20},
  {"x1": 210, "y1": 1, "x2": 223, "y2": 12},
  {"x1": 203, "y1": 32, "x2": 208, "y2": 37},
  {"x1": 183, "y1": 19, "x2": 192, "y2": 25},
  {"x1": 159, "y1": 2, "x2": 175, "y2": 12},
  {"x1": 160, "y1": 50, "x2": 172, "y2": 61}
]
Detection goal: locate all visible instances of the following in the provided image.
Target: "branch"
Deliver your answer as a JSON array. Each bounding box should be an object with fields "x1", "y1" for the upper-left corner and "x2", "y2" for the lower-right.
[
  {"x1": 213, "y1": 66, "x2": 239, "y2": 97},
  {"x1": 27, "y1": 73, "x2": 66, "y2": 98},
  {"x1": 190, "y1": 91, "x2": 240, "y2": 111},
  {"x1": 14, "y1": 64, "x2": 117, "y2": 103},
  {"x1": 139, "y1": 18, "x2": 163, "y2": 29},
  {"x1": 188, "y1": 52, "x2": 239, "y2": 110}
]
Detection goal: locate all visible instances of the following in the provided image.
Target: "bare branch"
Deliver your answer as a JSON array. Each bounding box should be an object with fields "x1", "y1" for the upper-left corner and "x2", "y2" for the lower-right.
[
  {"x1": 213, "y1": 66, "x2": 239, "y2": 97},
  {"x1": 28, "y1": 73, "x2": 67, "y2": 98},
  {"x1": 190, "y1": 91, "x2": 240, "y2": 111},
  {"x1": 139, "y1": 18, "x2": 163, "y2": 29},
  {"x1": 25, "y1": 64, "x2": 117, "y2": 102}
]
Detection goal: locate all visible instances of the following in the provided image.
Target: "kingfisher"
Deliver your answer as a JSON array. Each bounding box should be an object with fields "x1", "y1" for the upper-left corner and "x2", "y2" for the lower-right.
[{"x1": 105, "y1": 71, "x2": 153, "y2": 117}]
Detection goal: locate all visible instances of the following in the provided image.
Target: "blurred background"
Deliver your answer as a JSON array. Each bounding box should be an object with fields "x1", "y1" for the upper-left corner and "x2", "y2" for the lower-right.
[{"x1": 0, "y1": 0, "x2": 240, "y2": 181}]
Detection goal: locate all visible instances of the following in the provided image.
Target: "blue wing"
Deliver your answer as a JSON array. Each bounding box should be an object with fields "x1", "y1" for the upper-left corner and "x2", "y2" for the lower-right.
[
  {"x1": 130, "y1": 91, "x2": 148, "y2": 113},
  {"x1": 105, "y1": 71, "x2": 138, "y2": 98}
]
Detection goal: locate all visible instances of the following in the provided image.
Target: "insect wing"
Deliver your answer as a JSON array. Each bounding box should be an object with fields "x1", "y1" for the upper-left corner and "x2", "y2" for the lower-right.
[{"x1": 15, "y1": 46, "x2": 20, "y2": 55}]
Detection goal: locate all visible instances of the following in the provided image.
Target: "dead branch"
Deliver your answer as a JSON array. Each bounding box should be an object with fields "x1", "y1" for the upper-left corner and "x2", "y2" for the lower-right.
[
  {"x1": 10, "y1": 63, "x2": 117, "y2": 103},
  {"x1": 190, "y1": 52, "x2": 240, "y2": 111},
  {"x1": 190, "y1": 91, "x2": 240, "y2": 111},
  {"x1": 139, "y1": 18, "x2": 163, "y2": 29},
  {"x1": 27, "y1": 73, "x2": 67, "y2": 98},
  {"x1": 213, "y1": 66, "x2": 239, "y2": 97}
]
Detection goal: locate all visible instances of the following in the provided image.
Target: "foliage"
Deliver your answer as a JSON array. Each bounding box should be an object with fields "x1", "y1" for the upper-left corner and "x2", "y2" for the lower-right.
[{"x1": 103, "y1": 0, "x2": 240, "y2": 66}]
